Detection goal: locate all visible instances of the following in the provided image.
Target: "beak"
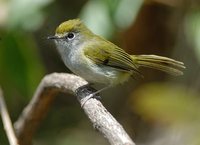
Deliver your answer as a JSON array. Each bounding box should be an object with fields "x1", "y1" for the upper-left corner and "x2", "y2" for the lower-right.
[{"x1": 47, "y1": 35, "x2": 59, "y2": 40}]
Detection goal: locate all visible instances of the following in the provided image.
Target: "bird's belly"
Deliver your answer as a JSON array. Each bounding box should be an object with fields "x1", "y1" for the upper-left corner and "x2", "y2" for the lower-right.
[{"x1": 63, "y1": 52, "x2": 131, "y2": 85}]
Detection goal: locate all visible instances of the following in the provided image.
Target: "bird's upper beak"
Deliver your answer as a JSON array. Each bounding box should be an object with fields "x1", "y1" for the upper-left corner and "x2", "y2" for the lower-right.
[{"x1": 47, "y1": 35, "x2": 59, "y2": 40}]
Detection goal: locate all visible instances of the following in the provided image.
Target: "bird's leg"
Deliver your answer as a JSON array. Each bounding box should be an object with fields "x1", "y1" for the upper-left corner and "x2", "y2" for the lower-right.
[
  {"x1": 75, "y1": 83, "x2": 95, "y2": 99},
  {"x1": 76, "y1": 83, "x2": 93, "y2": 92},
  {"x1": 80, "y1": 85, "x2": 111, "y2": 107}
]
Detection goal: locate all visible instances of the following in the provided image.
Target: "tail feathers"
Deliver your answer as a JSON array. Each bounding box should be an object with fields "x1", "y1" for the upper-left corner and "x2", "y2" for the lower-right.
[{"x1": 131, "y1": 55, "x2": 185, "y2": 76}]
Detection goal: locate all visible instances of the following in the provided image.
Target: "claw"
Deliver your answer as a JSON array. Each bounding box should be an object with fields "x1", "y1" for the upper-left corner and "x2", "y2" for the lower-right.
[{"x1": 81, "y1": 94, "x2": 94, "y2": 107}]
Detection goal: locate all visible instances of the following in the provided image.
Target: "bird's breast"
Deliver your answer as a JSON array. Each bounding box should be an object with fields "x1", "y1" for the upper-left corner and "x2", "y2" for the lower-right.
[{"x1": 62, "y1": 45, "x2": 131, "y2": 85}]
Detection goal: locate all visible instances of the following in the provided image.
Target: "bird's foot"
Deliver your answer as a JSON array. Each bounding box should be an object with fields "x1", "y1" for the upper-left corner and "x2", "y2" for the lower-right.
[{"x1": 75, "y1": 84, "x2": 101, "y2": 107}]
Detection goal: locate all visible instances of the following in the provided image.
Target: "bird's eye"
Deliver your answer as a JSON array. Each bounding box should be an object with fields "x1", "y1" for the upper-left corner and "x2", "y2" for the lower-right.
[{"x1": 66, "y1": 32, "x2": 75, "y2": 40}]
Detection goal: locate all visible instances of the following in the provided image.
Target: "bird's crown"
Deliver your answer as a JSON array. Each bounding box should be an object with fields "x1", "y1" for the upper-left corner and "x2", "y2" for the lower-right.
[{"x1": 55, "y1": 19, "x2": 84, "y2": 34}]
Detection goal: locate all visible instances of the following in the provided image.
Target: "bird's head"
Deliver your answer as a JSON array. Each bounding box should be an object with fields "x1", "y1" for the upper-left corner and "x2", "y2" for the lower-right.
[{"x1": 48, "y1": 19, "x2": 93, "y2": 49}]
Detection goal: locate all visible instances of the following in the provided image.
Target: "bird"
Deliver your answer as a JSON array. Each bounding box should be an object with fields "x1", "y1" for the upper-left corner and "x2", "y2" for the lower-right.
[{"x1": 48, "y1": 19, "x2": 185, "y2": 103}]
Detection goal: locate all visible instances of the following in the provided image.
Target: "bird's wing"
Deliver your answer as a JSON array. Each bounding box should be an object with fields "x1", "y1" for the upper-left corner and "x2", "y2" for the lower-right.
[{"x1": 83, "y1": 38, "x2": 140, "y2": 74}]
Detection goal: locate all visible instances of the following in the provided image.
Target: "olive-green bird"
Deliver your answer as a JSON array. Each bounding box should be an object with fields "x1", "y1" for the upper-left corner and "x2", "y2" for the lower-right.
[{"x1": 48, "y1": 19, "x2": 185, "y2": 97}]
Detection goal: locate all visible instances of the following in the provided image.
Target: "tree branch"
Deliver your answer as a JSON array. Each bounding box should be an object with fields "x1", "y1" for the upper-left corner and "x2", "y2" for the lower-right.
[
  {"x1": 0, "y1": 87, "x2": 19, "y2": 145},
  {"x1": 14, "y1": 73, "x2": 135, "y2": 145}
]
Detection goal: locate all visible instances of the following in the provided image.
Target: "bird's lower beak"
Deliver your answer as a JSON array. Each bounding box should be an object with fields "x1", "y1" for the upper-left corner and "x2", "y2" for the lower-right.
[{"x1": 47, "y1": 35, "x2": 59, "y2": 40}]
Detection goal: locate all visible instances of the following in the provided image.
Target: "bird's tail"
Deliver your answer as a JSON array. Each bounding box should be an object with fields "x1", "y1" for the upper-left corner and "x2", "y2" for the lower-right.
[{"x1": 131, "y1": 55, "x2": 185, "y2": 76}]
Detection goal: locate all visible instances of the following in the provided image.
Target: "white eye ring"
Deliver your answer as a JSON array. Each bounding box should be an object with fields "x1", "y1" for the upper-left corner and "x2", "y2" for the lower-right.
[{"x1": 66, "y1": 32, "x2": 75, "y2": 40}]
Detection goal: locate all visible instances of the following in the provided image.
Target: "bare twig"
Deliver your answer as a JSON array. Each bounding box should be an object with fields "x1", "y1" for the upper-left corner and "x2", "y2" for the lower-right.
[
  {"x1": 0, "y1": 87, "x2": 19, "y2": 145},
  {"x1": 76, "y1": 87, "x2": 135, "y2": 145},
  {"x1": 14, "y1": 73, "x2": 135, "y2": 145},
  {"x1": 14, "y1": 73, "x2": 88, "y2": 145}
]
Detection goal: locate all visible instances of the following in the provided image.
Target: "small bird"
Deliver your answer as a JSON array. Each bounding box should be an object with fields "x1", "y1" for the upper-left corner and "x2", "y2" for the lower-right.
[{"x1": 48, "y1": 19, "x2": 185, "y2": 101}]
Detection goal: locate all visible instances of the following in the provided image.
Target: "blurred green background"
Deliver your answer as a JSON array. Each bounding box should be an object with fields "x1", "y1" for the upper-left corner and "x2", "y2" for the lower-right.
[{"x1": 0, "y1": 0, "x2": 200, "y2": 145}]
